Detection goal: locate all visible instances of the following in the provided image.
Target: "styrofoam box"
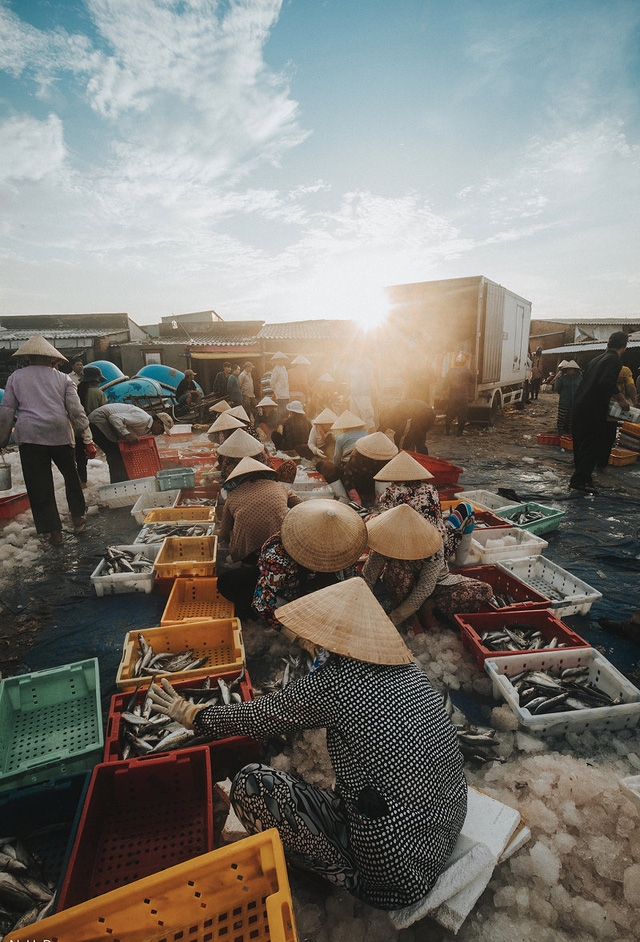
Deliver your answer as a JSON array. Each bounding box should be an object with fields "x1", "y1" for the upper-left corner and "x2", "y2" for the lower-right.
[
  {"x1": 169, "y1": 424, "x2": 193, "y2": 435},
  {"x1": 620, "y1": 775, "x2": 640, "y2": 809},
  {"x1": 497, "y1": 556, "x2": 602, "y2": 616},
  {"x1": 485, "y1": 647, "x2": 640, "y2": 736},
  {"x1": 134, "y1": 522, "x2": 216, "y2": 545},
  {"x1": 97, "y1": 477, "x2": 158, "y2": 508},
  {"x1": 466, "y1": 527, "x2": 548, "y2": 564},
  {"x1": 131, "y1": 489, "x2": 180, "y2": 526},
  {"x1": 91, "y1": 544, "x2": 160, "y2": 596},
  {"x1": 292, "y1": 486, "x2": 336, "y2": 501},
  {"x1": 454, "y1": 489, "x2": 520, "y2": 512}
]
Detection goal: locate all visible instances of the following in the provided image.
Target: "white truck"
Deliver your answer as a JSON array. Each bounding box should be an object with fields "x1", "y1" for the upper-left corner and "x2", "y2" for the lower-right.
[{"x1": 385, "y1": 275, "x2": 532, "y2": 421}]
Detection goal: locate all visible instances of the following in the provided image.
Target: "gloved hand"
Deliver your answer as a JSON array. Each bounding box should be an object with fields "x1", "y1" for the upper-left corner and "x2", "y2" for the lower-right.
[
  {"x1": 149, "y1": 678, "x2": 207, "y2": 729},
  {"x1": 389, "y1": 600, "x2": 416, "y2": 626},
  {"x1": 85, "y1": 442, "x2": 97, "y2": 459}
]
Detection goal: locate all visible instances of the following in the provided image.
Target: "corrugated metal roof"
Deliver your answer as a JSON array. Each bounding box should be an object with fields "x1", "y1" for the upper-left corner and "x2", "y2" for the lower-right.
[
  {"x1": 257, "y1": 320, "x2": 356, "y2": 340},
  {"x1": 0, "y1": 328, "x2": 119, "y2": 341},
  {"x1": 543, "y1": 341, "x2": 640, "y2": 354}
]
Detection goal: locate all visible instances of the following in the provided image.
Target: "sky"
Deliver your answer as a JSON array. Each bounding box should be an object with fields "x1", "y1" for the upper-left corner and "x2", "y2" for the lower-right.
[{"x1": 0, "y1": 0, "x2": 639, "y2": 330}]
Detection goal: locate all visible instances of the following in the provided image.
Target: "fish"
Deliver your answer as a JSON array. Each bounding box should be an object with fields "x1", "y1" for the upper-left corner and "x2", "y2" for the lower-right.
[
  {"x1": 136, "y1": 523, "x2": 215, "y2": 544},
  {"x1": 512, "y1": 666, "x2": 619, "y2": 714},
  {"x1": 132, "y1": 636, "x2": 209, "y2": 679},
  {"x1": 480, "y1": 624, "x2": 567, "y2": 653},
  {"x1": 100, "y1": 547, "x2": 154, "y2": 575},
  {"x1": 254, "y1": 652, "x2": 315, "y2": 696}
]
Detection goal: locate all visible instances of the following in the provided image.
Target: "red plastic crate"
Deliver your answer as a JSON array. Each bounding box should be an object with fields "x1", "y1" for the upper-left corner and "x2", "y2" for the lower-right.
[
  {"x1": 537, "y1": 433, "x2": 561, "y2": 446},
  {"x1": 450, "y1": 564, "x2": 551, "y2": 613},
  {"x1": 560, "y1": 435, "x2": 573, "y2": 451},
  {"x1": 57, "y1": 747, "x2": 213, "y2": 911},
  {"x1": 176, "y1": 484, "x2": 220, "y2": 505},
  {"x1": 118, "y1": 436, "x2": 161, "y2": 479},
  {"x1": 159, "y1": 453, "x2": 181, "y2": 469},
  {"x1": 0, "y1": 492, "x2": 30, "y2": 519},
  {"x1": 103, "y1": 670, "x2": 260, "y2": 769},
  {"x1": 406, "y1": 451, "x2": 463, "y2": 485},
  {"x1": 454, "y1": 608, "x2": 590, "y2": 670},
  {"x1": 179, "y1": 454, "x2": 217, "y2": 469},
  {"x1": 437, "y1": 484, "x2": 460, "y2": 501}
]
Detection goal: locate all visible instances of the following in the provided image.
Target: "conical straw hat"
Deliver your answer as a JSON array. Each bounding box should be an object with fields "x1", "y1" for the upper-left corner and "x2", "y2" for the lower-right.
[
  {"x1": 373, "y1": 450, "x2": 434, "y2": 481},
  {"x1": 13, "y1": 335, "x2": 67, "y2": 361},
  {"x1": 216, "y1": 428, "x2": 264, "y2": 458},
  {"x1": 207, "y1": 413, "x2": 245, "y2": 434},
  {"x1": 227, "y1": 404, "x2": 250, "y2": 423},
  {"x1": 312, "y1": 407, "x2": 338, "y2": 425},
  {"x1": 331, "y1": 409, "x2": 366, "y2": 431},
  {"x1": 281, "y1": 499, "x2": 367, "y2": 572},
  {"x1": 564, "y1": 360, "x2": 581, "y2": 370},
  {"x1": 366, "y1": 504, "x2": 442, "y2": 560},
  {"x1": 209, "y1": 400, "x2": 231, "y2": 414},
  {"x1": 557, "y1": 360, "x2": 569, "y2": 370},
  {"x1": 225, "y1": 456, "x2": 276, "y2": 483},
  {"x1": 317, "y1": 372, "x2": 334, "y2": 383},
  {"x1": 291, "y1": 354, "x2": 311, "y2": 366},
  {"x1": 271, "y1": 351, "x2": 289, "y2": 362},
  {"x1": 275, "y1": 577, "x2": 413, "y2": 666},
  {"x1": 354, "y1": 431, "x2": 398, "y2": 461},
  {"x1": 257, "y1": 396, "x2": 278, "y2": 408}
]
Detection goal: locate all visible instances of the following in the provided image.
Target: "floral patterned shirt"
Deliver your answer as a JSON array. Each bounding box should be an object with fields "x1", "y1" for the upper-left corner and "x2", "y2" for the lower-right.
[{"x1": 378, "y1": 481, "x2": 460, "y2": 560}]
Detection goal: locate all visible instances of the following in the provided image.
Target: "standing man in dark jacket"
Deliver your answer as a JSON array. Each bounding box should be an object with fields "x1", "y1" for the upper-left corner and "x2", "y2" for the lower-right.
[
  {"x1": 213, "y1": 362, "x2": 232, "y2": 399},
  {"x1": 570, "y1": 331, "x2": 630, "y2": 494}
]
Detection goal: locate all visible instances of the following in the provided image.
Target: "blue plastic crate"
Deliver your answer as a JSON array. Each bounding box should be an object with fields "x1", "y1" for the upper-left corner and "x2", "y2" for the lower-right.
[
  {"x1": 0, "y1": 659, "x2": 104, "y2": 793},
  {"x1": 156, "y1": 467, "x2": 196, "y2": 491}
]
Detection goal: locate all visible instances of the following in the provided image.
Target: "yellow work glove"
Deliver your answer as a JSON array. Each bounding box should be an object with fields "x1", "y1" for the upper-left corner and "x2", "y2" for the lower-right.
[
  {"x1": 389, "y1": 600, "x2": 416, "y2": 626},
  {"x1": 149, "y1": 678, "x2": 207, "y2": 730}
]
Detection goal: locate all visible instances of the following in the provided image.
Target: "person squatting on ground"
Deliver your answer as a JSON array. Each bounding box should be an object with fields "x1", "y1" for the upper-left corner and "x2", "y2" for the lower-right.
[
  {"x1": 175, "y1": 369, "x2": 201, "y2": 410},
  {"x1": 149, "y1": 577, "x2": 467, "y2": 913},
  {"x1": 0, "y1": 336, "x2": 95, "y2": 544}
]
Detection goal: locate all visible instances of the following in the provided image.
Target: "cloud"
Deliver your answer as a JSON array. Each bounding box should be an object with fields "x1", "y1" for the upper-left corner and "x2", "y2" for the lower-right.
[{"x1": 0, "y1": 114, "x2": 67, "y2": 183}]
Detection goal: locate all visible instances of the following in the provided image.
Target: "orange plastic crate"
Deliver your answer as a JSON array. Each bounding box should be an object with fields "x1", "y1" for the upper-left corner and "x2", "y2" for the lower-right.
[
  {"x1": 20, "y1": 830, "x2": 298, "y2": 942},
  {"x1": 154, "y1": 535, "x2": 217, "y2": 579},
  {"x1": 118, "y1": 436, "x2": 161, "y2": 479},
  {"x1": 161, "y1": 577, "x2": 235, "y2": 625},
  {"x1": 143, "y1": 506, "x2": 216, "y2": 525},
  {"x1": 116, "y1": 618, "x2": 245, "y2": 690},
  {"x1": 560, "y1": 435, "x2": 573, "y2": 450},
  {"x1": 609, "y1": 447, "x2": 638, "y2": 466}
]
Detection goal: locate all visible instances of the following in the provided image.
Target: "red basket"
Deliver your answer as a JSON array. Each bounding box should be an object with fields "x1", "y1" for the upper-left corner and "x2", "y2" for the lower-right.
[
  {"x1": 454, "y1": 608, "x2": 589, "y2": 670},
  {"x1": 0, "y1": 492, "x2": 30, "y2": 519},
  {"x1": 179, "y1": 454, "x2": 217, "y2": 469},
  {"x1": 560, "y1": 435, "x2": 573, "y2": 451},
  {"x1": 103, "y1": 670, "x2": 260, "y2": 769},
  {"x1": 159, "y1": 453, "x2": 181, "y2": 469},
  {"x1": 176, "y1": 484, "x2": 220, "y2": 505},
  {"x1": 406, "y1": 452, "x2": 463, "y2": 486},
  {"x1": 450, "y1": 564, "x2": 551, "y2": 613},
  {"x1": 57, "y1": 747, "x2": 213, "y2": 911},
  {"x1": 537, "y1": 433, "x2": 561, "y2": 446},
  {"x1": 437, "y1": 484, "x2": 460, "y2": 501},
  {"x1": 118, "y1": 436, "x2": 161, "y2": 479}
]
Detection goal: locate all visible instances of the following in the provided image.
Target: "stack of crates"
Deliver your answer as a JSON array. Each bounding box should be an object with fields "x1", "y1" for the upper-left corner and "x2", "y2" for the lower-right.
[{"x1": 618, "y1": 421, "x2": 640, "y2": 454}]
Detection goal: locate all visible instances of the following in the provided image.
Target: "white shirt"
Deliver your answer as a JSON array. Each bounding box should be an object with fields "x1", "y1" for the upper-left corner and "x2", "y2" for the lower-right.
[
  {"x1": 88, "y1": 404, "x2": 153, "y2": 442},
  {"x1": 238, "y1": 370, "x2": 255, "y2": 399},
  {"x1": 270, "y1": 365, "x2": 290, "y2": 399}
]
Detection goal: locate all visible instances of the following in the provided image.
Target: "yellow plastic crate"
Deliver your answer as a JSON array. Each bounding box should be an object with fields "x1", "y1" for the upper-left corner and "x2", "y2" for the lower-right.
[
  {"x1": 161, "y1": 577, "x2": 235, "y2": 626},
  {"x1": 609, "y1": 447, "x2": 638, "y2": 467},
  {"x1": 143, "y1": 506, "x2": 216, "y2": 524},
  {"x1": 20, "y1": 830, "x2": 297, "y2": 942},
  {"x1": 154, "y1": 536, "x2": 218, "y2": 579},
  {"x1": 116, "y1": 618, "x2": 244, "y2": 691}
]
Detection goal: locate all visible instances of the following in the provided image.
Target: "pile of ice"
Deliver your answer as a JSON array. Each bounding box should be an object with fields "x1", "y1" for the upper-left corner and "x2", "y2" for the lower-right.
[{"x1": 485, "y1": 535, "x2": 518, "y2": 548}]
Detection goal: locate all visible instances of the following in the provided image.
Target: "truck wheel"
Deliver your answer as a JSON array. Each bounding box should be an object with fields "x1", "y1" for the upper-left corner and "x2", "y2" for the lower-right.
[{"x1": 488, "y1": 393, "x2": 502, "y2": 425}]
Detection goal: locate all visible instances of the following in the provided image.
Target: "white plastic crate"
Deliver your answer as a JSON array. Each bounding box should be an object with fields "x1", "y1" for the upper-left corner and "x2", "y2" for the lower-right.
[
  {"x1": 454, "y1": 489, "x2": 520, "y2": 512},
  {"x1": 131, "y1": 489, "x2": 180, "y2": 526},
  {"x1": 169, "y1": 423, "x2": 193, "y2": 436},
  {"x1": 91, "y1": 544, "x2": 160, "y2": 596},
  {"x1": 134, "y1": 522, "x2": 216, "y2": 544},
  {"x1": 497, "y1": 556, "x2": 602, "y2": 616},
  {"x1": 292, "y1": 486, "x2": 336, "y2": 501},
  {"x1": 485, "y1": 647, "x2": 640, "y2": 736},
  {"x1": 466, "y1": 527, "x2": 548, "y2": 564},
  {"x1": 620, "y1": 775, "x2": 640, "y2": 810},
  {"x1": 97, "y1": 476, "x2": 158, "y2": 508}
]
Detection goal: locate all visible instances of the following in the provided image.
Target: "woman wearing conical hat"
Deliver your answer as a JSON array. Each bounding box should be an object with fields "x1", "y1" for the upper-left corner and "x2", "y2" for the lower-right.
[
  {"x1": 362, "y1": 505, "x2": 492, "y2": 630},
  {"x1": 330, "y1": 409, "x2": 368, "y2": 466},
  {"x1": 251, "y1": 499, "x2": 367, "y2": 631},
  {"x1": 216, "y1": 427, "x2": 270, "y2": 485},
  {"x1": 0, "y1": 336, "x2": 95, "y2": 544},
  {"x1": 340, "y1": 431, "x2": 398, "y2": 504},
  {"x1": 374, "y1": 450, "x2": 473, "y2": 564},
  {"x1": 149, "y1": 577, "x2": 467, "y2": 912},
  {"x1": 554, "y1": 360, "x2": 582, "y2": 436},
  {"x1": 307, "y1": 407, "x2": 338, "y2": 460}
]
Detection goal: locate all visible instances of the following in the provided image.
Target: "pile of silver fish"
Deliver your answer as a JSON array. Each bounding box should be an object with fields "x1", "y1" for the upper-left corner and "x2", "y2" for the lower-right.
[
  {"x1": 99, "y1": 547, "x2": 154, "y2": 575},
  {"x1": 511, "y1": 666, "x2": 619, "y2": 714},
  {"x1": 508, "y1": 509, "x2": 546, "y2": 525},
  {"x1": 489, "y1": 592, "x2": 517, "y2": 609},
  {"x1": 176, "y1": 498, "x2": 217, "y2": 507},
  {"x1": 0, "y1": 836, "x2": 56, "y2": 939},
  {"x1": 120, "y1": 673, "x2": 245, "y2": 757},
  {"x1": 480, "y1": 624, "x2": 567, "y2": 652},
  {"x1": 255, "y1": 652, "x2": 315, "y2": 695},
  {"x1": 132, "y1": 633, "x2": 208, "y2": 678},
  {"x1": 136, "y1": 523, "x2": 215, "y2": 544},
  {"x1": 443, "y1": 691, "x2": 503, "y2": 764}
]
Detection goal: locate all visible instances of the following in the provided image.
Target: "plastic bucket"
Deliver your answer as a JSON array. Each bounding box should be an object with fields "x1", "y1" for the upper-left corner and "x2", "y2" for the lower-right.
[{"x1": 0, "y1": 455, "x2": 11, "y2": 490}]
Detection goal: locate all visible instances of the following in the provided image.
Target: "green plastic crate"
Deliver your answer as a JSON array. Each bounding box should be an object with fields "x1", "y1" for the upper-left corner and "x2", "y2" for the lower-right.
[
  {"x1": 0, "y1": 659, "x2": 103, "y2": 793},
  {"x1": 498, "y1": 501, "x2": 565, "y2": 535},
  {"x1": 156, "y1": 467, "x2": 196, "y2": 491}
]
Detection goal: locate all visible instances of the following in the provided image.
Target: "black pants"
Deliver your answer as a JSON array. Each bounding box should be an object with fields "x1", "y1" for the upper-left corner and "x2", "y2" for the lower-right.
[
  {"x1": 19, "y1": 443, "x2": 86, "y2": 534},
  {"x1": 530, "y1": 378, "x2": 541, "y2": 400},
  {"x1": 446, "y1": 403, "x2": 468, "y2": 436},
  {"x1": 91, "y1": 424, "x2": 128, "y2": 483},
  {"x1": 217, "y1": 563, "x2": 260, "y2": 618},
  {"x1": 570, "y1": 414, "x2": 608, "y2": 488},
  {"x1": 75, "y1": 435, "x2": 88, "y2": 484},
  {"x1": 598, "y1": 422, "x2": 617, "y2": 469}
]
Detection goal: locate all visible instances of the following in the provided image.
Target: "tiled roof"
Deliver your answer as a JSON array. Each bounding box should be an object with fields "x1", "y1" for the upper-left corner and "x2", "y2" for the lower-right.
[
  {"x1": 0, "y1": 328, "x2": 119, "y2": 341},
  {"x1": 188, "y1": 331, "x2": 261, "y2": 346},
  {"x1": 257, "y1": 320, "x2": 356, "y2": 340}
]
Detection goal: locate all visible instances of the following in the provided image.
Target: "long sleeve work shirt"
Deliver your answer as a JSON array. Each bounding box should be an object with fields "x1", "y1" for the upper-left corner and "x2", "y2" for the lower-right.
[
  {"x1": 88, "y1": 404, "x2": 153, "y2": 442},
  {"x1": 0, "y1": 365, "x2": 91, "y2": 447},
  {"x1": 194, "y1": 654, "x2": 467, "y2": 909}
]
